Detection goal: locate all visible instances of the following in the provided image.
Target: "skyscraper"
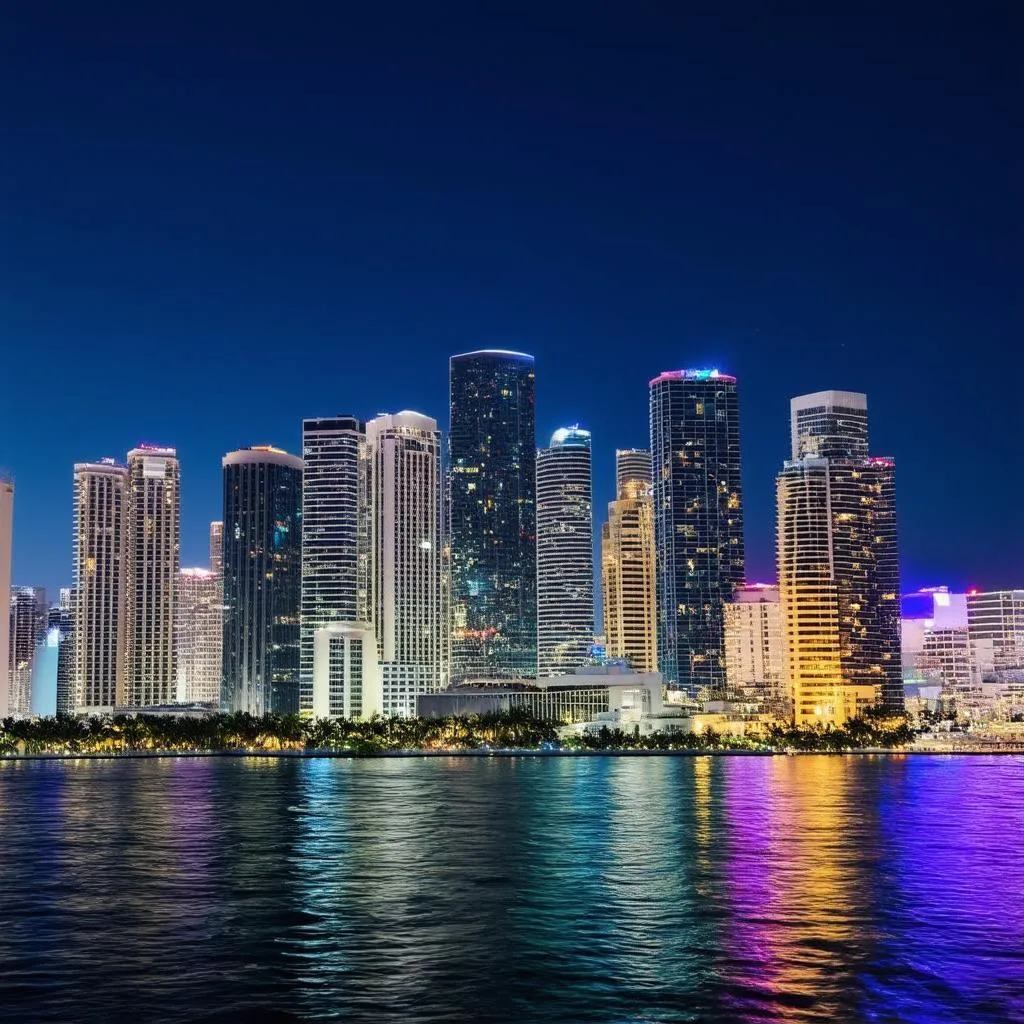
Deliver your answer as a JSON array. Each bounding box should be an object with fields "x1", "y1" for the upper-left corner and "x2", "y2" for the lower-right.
[
  {"x1": 0, "y1": 476, "x2": 12, "y2": 720},
  {"x1": 126, "y1": 445, "x2": 180, "y2": 707},
  {"x1": 73, "y1": 460, "x2": 129, "y2": 712},
  {"x1": 300, "y1": 415, "x2": 367, "y2": 711},
  {"x1": 723, "y1": 584, "x2": 785, "y2": 705},
  {"x1": 536, "y1": 426, "x2": 594, "y2": 677},
  {"x1": 222, "y1": 446, "x2": 303, "y2": 714},
  {"x1": 967, "y1": 590, "x2": 1024, "y2": 680},
  {"x1": 9, "y1": 586, "x2": 46, "y2": 717},
  {"x1": 209, "y1": 521, "x2": 223, "y2": 575},
  {"x1": 55, "y1": 587, "x2": 75, "y2": 715},
  {"x1": 176, "y1": 568, "x2": 223, "y2": 704},
  {"x1": 601, "y1": 449, "x2": 657, "y2": 672},
  {"x1": 779, "y1": 391, "x2": 902, "y2": 724},
  {"x1": 365, "y1": 411, "x2": 442, "y2": 716},
  {"x1": 449, "y1": 350, "x2": 537, "y2": 681},
  {"x1": 649, "y1": 369, "x2": 744, "y2": 694}
]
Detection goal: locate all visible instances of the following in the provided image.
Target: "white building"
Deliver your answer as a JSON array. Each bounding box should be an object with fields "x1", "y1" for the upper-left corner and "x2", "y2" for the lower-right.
[
  {"x1": 724, "y1": 584, "x2": 785, "y2": 702},
  {"x1": 209, "y1": 521, "x2": 223, "y2": 575},
  {"x1": 126, "y1": 446, "x2": 180, "y2": 707},
  {"x1": 968, "y1": 590, "x2": 1024, "y2": 680},
  {"x1": 312, "y1": 622, "x2": 381, "y2": 720},
  {"x1": 0, "y1": 477, "x2": 12, "y2": 719},
  {"x1": 366, "y1": 411, "x2": 442, "y2": 717},
  {"x1": 300, "y1": 416, "x2": 367, "y2": 712},
  {"x1": 74, "y1": 459, "x2": 129, "y2": 713},
  {"x1": 536, "y1": 426, "x2": 594, "y2": 677},
  {"x1": 176, "y1": 568, "x2": 222, "y2": 705}
]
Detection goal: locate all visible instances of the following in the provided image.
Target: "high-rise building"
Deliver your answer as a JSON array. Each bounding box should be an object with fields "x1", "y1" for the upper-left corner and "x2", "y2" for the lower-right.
[
  {"x1": 723, "y1": 584, "x2": 785, "y2": 704},
  {"x1": 649, "y1": 369, "x2": 744, "y2": 695},
  {"x1": 536, "y1": 426, "x2": 594, "y2": 677},
  {"x1": 0, "y1": 477, "x2": 12, "y2": 720},
  {"x1": 73, "y1": 460, "x2": 129, "y2": 712},
  {"x1": 300, "y1": 416, "x2": 367, "y2": 711},
  {"x1": 968, "y1": 590, "x2": 1024, "y2": 680},
  {"x1": 601, "y1": 450, "x2": 657, "y2": 672},
  {"x1": 449, "y1": 350, "x2": 537, "y2": 681},
  {"x1": 365, "y1": 411, "x2": 442, "y2": 716},
  {"x1": 176, "y1": 568, "x2": 223, "y2": 705},
  {"x1": 779, "y1": 391, "x2": 902, "y2": 725},
  {"x1": 126, "y1": 445, "x2": 180, "y2": 707},
  {"x1": 901, "y1": 587, "x2": 970, "y2": 692},
  {"x1": 9, "y1": 586, "x2": 47, "y2": 717},
  {"x1": 312, "y1": 622, "x2": 382, "y2": 719},
  {"x1": 30, "y1": 609, "x2": 61, "y2": 718},
  {"x1": 209, "y1": 521, "x2": 224, "y2": 575},
  {"x1": 55, "y1": 588, "x2": 76, "y2": 715},
  {"x1": 222, "y1": 446, "x2": 303, "y2": 714}
]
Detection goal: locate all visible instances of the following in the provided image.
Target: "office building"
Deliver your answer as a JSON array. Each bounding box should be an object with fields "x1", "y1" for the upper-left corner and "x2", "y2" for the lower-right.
[
  {"x1": 602, "y1": 449, "x2": 657, "y2": 672},
  {"x1": 0, "y1": 477, "x2": 11, "y2": 720},
  {"x1": 312, "y1": 622, "x2": 381, "y2": 719},
  {"x1": 779, "y1": 391, "x2": 902, "y2": 725},
  {"x1": 365, "y1": 411, "x2": 442, "y2": 716},
  {"x1": 723, "y1": 584, "x2": 785, "y2": 703},
  {"x1": 536, "y1": 426, "x2": 594, "y2": 677},
  {"x1": 55, "y1": 587, "x2": 75, "y2": 715},
  {"x1": 73, "y1": 460, "x2": 129, "y2": 712},
  {"x1": 176, "y1": 568, "x2": 222, "y2": 705},
  {"x1": 300, "y1": 415, "x2": 366, "y2": 711},
  {"x1": 222, "y1": 446, "x2": 303, "y2": 714},
  {"x1": 649, "y1": 369, "x2": 744, "y2": 695},
  {"x1": 209, "y1": 521, "x2": 223, "y2": 575},
  {"x1": 126, "y1": 445, "x2": 180, "y2": 707},
  {"x1": 448, "y1": 350, "x2": 537, "y2": 681},
  {"x1": 9, "y1": 586, "x2": 46, "y2": 717}
]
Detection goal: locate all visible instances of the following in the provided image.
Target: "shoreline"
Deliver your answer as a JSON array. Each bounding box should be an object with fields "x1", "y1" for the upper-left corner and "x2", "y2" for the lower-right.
[{"x1": 1, "y1": 746, "x2": 1020, "y2": 761}]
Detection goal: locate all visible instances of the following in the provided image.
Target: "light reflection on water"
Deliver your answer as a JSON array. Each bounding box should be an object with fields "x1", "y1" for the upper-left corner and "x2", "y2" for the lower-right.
[{"x1": 0, "y1": 755, "x2": 1021, "y2": 1023}]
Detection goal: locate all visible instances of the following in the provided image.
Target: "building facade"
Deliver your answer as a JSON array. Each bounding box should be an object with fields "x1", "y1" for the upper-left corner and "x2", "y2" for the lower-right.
[
  {"x1": 300, "y1": 416, "x2": 366, "y2": 711},
  {"x1": 126, "y1": 446, "x2": 180, "y2": 707},
  {"x1": 723, "y1": 584, "x2": 785, "y2": 704},
  {"x1": 209, "y1": 521, "x2": 223, "y2": 575},
  {"x1": 9, "y1": 586, "x2": 47, "y2": 717},
  {"x1": 176, "y1": 568, "x2": 222, "y2": 704},
  {"x1": 365, "y1": 411, "x2": 442, "y2": 716},
  {"x1": 312, "y1": 622, "x2": 382, "y2": 720},
  {"x1": 0, "y1": 477, "x2": 12, "y2": 719},
  {"x1": 448, "y1": 350, "x2": 537, "y2": 681},
  {"x1": 73, "y1": 460, "x2": 129, "y2": 712},
  {"x1": 650, "y1": 369, "x2": 744, "y2": 695},
  {"x1": 222, "y1": 447, "x2": 303, "y2": 714},
  {"x1": 536, "y1": 426, "x2": 594, "y2": 677},
  {"x1": 55, "y1": 587, "x2": 76, "y2": 715},
  {"x1": 601, "y1": 452, "x2": 657, "y2": 673},
  {"x1": 968, "y1": 590, "x2": 1024, "y2": 680}
]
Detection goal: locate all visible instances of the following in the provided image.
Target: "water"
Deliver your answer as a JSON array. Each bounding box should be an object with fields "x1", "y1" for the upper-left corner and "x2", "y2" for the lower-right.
[{"x1": 0, "y1": 755, "x2": 1021, "y2": 1023}]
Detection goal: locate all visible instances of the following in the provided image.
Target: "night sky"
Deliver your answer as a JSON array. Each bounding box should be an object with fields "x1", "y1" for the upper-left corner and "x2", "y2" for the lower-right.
[{"x1": 3, "y1": 2, "x2": 1021, "y2": 601}]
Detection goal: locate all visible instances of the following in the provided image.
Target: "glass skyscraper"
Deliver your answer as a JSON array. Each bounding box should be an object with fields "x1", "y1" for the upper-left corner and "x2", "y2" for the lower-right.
[
  {"x1": 449, "y1": 350, "x2": 536, "y2": 681},
  {"x1": 650, "y1": 368, "x2": 744, "y2": 695},
  {"x1": 222, "y1": 446, "x2": 303, "y2": 714},
  {"x1": 536, "y1": 426, "x2": 594, "y2": 677}
]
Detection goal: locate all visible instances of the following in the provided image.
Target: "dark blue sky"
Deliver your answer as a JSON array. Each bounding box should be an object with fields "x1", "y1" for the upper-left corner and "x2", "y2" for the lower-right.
[{"x1": 3, "y1": 1, "x2": 1021, "y2": 600}]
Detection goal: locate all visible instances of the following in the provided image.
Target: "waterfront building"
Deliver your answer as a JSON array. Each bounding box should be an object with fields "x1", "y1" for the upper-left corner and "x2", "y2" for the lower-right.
[
  {"x1": 209, "y1": 521, "x2": 223, "y2": 575},
  {"x1": 0, "y1": 477, "x2": 12, "y2": 719},
  {"x1": 448, "y1": 350, "x2": 537, "y2": 681},
  {"x1": 649, "y1": 369, "x2": 744, "y2": 695},
  {"x1": 300, "y1": 415, "x2": 367, "y2": 711},
  {"x1": 723, "y1": 584, "x2": 785, "y2": 704},
  {"x1": 126, "y1": 445, "x2": 180, "y2": 707},
  {"x1": 778, "y1": 391, "x2": 902, "y2": 725},
  {"x1": 365, "y1": 412, "x2": 443, "y2": 717},
  {"x1": 312, "y1": 622, "x2": 382, "y2": 719},
  {"x1": 601, "y1": 449, "x2": 657, "y2": 672},
  {"x1": 73, "y1": 460, "x2": 129, "y2": 712},
  {"x1": 176, "y1": 568, "x2": 222, "y2": 705},
  {"x1": 54, "y1": 588, "x2": 75, "y2": 714},
  {"x1": 967, "y1": 590, "x2": 1024, "y2": 679},
  {"x1": 222, "y1": 446, "x2": 303, "y2": 714},
  {"x1": 9, "y1": 586, "x2": 47, "y2": 717},
  {"x1": 30, "y1": 612, "x2": 61, "y2": 718},
  {"x1": 536, "y1": 426, "x2": 594, "y2": 677}
]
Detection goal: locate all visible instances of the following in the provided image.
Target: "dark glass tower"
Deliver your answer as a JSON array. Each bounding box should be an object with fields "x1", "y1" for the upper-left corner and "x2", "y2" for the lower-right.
[
  {"x1": 449, "y1": 350, "x2": 536, "y2": 681},
  {"x1": 650, "y1": 369, "x2": 744, "y2": 695},
  {"x1": 222, "y1": 446, "x2": 303, "y2": 714}
]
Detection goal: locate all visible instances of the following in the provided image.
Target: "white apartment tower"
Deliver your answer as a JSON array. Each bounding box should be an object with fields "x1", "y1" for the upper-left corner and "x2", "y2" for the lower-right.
[
  {"x1": 73, "y1": 460, "x2": 129, "y2": 712},
  {"x1": 365, "y1": 411, "x2": 442, "y2": 716},
  {"x1": 0, "y1": 477, "x2": 12, "y2": 720},
  {"x1": 536, "y1": 426, "x2": 594, "y2": 677},
  {"x1": 126, "y1": 446, "x2": 180, "y2": 707},
  {"x1": 176, "y1": 568, "x2": 223, "y2": 704},
  {"x1": 723, "y1": 584, "x2": 785, "y2": 702}
]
